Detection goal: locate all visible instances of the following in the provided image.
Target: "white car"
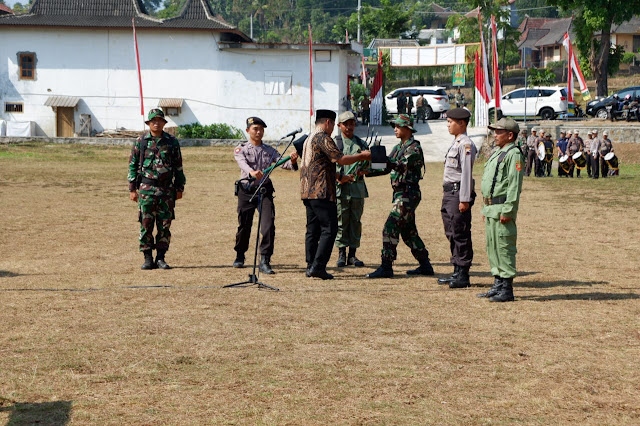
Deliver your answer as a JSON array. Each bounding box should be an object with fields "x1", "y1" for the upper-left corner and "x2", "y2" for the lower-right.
[
  {"x1": 488, "y1": 86, "x2": 568, "y2": 120},
  {"x1": 385, "y1": 86, "x2": 450, "y2": 120}
]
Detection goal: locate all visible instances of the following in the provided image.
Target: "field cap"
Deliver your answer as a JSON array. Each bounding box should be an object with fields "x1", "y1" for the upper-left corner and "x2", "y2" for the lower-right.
[
  {"x1": 603, "y1": 131, "x2": 609, "y2": 136},
  {"x1": 488, "y1": 117, "x2": 520, "y2": 135},
  {"x1": 246, "y1": 116, "x2": 267, "y2": 128},
  {"x1": 574, "y1": 129, "x2": 579, "y2": 134},
  {"x1": 587, "y1": 130, "x2": 593, "y2": 136},
  {"x1": 447, "y1": 108, "x2": 471, "y2": 120},
  {"x1": 531, "y1": 128, "x2": 537, "y2": 132},
  {"x1": 560, "y1": 130, "x2": 566, "y2": 134},
  {"x1": 146, "y1": 108, "x2": 167, "y2": 124},
  {"x1": 389, "y1": 113, "x2": 416, "y2": 133},
  {"x1": 338, "y1": 111, "x2": 356, "y2": 124},
  {"x1": 566, "y1": 130, "x2": 573, "y2": 135},
  {"x1": 316, "y1": 109, "x2": 337, "y2": 121},
  {"x1": 592, "y1": 129, "x2": 599, "y2": 134}
]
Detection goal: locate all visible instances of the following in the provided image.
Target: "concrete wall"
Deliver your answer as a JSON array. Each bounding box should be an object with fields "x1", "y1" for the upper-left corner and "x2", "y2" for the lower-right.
[
  {"x1": 0, "y1": 27, "x2": 350, "y2": 140},
  {"x1": 521, "y1": 124, "x2": 640, "y2": 144}
]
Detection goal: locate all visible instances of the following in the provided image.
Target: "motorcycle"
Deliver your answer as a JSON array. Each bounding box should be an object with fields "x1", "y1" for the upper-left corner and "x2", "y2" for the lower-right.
[
  {"x1": 625, "y1": 100, "x2": 640, "y2": 122},
  {"x1": 606, "y1": 99, "x2": 628, "y2": 121}
]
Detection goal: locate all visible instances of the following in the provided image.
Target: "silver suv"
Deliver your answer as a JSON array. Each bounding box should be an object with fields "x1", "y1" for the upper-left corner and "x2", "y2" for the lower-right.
[
  {"x1": 385, "y1": 86, "x2": 450, "y2": 120},
  {"x1": 488, "y1": 86, "x2": 568, "y2": 120}
]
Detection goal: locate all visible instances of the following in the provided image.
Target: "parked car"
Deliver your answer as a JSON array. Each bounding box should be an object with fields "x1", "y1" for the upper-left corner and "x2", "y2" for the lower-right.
[
  {"x1": 488, "y1": 86, "x2": 568, "y2": 120},
  {"x1": 585, "y1": 86, "x2": 640, "y2": 119},
  {"x1": 385, "y1": 86, "x2": 450, "y2": 120}
]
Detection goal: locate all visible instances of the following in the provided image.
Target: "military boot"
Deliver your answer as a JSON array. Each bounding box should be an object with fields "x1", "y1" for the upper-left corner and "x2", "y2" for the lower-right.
[
  {"x1": 347, "y1": 247, "x2": 365, "y2": 267},
  {"x1": 449, "y1": 266, "x2": 470, "y2": 288},
  {"x1": 437, "y1": 265, "x2": 460, "y2": 285},
  {"x1": 477, "y1": 276, "x2": 503, "y2": 298},
  {"x1": 155, "y1": 249, "x2": 171, "y2": 269},
  {"x1": 309, "y1": 263, "x2": 334, "y2": 280},
  {"x1": 407, "y1": 258, "x2": 435, "y2": 276},
  {"x1": 259, "y1": 255, "x2": 275, "y2": 275},
  {"x1": 489, "y1": 277, "x2": 515, "y2": 302},
  {"x1": 366, "y1": 259, "x2": 393, "y2": 279},
  {"x1": 141, "y1": 250, "x2": 155, "y2": 270},
  {"x1": 336, "y1": 247, "x2": 347, "y2": 267},
  {"x1": 232, "y1": 253, "x2": 244, "y2": 268}
]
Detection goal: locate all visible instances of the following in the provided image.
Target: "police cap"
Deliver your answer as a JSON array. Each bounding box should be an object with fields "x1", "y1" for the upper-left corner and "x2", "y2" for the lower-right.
[
  {"x1": 246, "y1": 116, "x2": 267, "y2": 128},
  {"x1": 447, "y1": 108, "x2": 471, "y2": 120}
]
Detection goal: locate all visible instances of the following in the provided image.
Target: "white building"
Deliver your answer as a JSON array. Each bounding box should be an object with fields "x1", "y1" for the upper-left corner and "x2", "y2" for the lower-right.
[{"x1": 0, "y1": 0, "x2": 361, "y2": 139}]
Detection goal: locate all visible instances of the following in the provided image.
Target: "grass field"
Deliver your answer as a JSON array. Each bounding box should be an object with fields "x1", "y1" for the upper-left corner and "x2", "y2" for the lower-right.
[{"x1": 1, "y1": 142, "x2": 639, "y2": 424}]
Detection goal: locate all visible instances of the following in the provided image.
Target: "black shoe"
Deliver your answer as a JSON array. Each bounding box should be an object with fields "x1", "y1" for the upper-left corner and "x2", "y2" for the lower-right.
[
  {"x1": 347, "y1": 248, "x2": 364, "y2": 267},
  {"x1": 489, "y1": 278, "x2": 515, "y2": 302},
  {"x1": 305, "y1": 264, "x2": 312, "y2": 277},
  {"x1": 437, "y1": 265, "x2": 460, "y2": 285},
  {"x1": 141, "y1": 250, "x2": 155, "y2": 270},
  {"x1": 449, "y1": 266, "x2": 470, "y2": 288},
  {"x1": 259, "y1": 256, "x2": 275, "y2": 275},
  {"x1": 336, "y1": 247, "x2": 347, "y2": 267},
  {"x1": 407, "y1": 258, "x2": 434, "y2": 276},
  {"x1": 309, "y1": 265, "x2": 334, "y2": 280},
  {"x1": 155, "y1": 250, "x2": 171, "y2": 269},
  {"x1": 233, "y1": 254, "x2": 244, "y2": 268},
  {"x1": 366, "y1": 265, "x2": 393, "y2": 278},
  {"x1": 477, "y1": 276, "x2": 503, "y2": 298}
]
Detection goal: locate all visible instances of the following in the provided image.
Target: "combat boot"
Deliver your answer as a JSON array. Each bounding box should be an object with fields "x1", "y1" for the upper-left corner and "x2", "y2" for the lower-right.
[
  {"x1": 407, "y1": 258, "x2": 435, "y2": 276},
  {"x1": 259, "y1": 255, "x2": 275, "y2": 275},
  {"x1": 449, "y1": 266, "x2": 470, "y2": 288},
  {"x1": 141, "y1": 250, "x2": 155, "y2": 270},
  {"x1": 477, "y1": 276, "x2": 503, "y2": 298},
  {"x1": 366, "y1": 259, "x2": 393, "y2": 279},
  {"x1": 336, "y1": 247, "x2": 347, "y2": 267},
  {"x1": 347, "y1": 247, "x2": 365, "y2": 267},
  {"x1": 155, "y1": 249, "x2": 171, "y2": 269},
  {"x1": 437, "y1": 265, "x2": 460, "y2": 285},
  {"x1": 233, "y1": 253, "x2": 244, "y2": 268},
  {"x1": 489, "y1": 277, "x2": 515, "y2": 302},
  {"x1": 309, "y1": 263, "x2": 334, "y2": 280}
]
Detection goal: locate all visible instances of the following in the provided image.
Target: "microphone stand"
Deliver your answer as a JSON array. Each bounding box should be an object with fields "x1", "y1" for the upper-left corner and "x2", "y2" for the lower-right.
[{"x1": 224, "y1": 132, "x2": 300, "y2": 291}]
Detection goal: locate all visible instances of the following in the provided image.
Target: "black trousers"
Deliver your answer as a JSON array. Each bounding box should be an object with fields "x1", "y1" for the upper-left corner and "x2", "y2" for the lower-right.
[
  {"x1": 544, "y1": 160, "x2": 552, "y2": 176},
  {"x1": 591, "y1": 154, "x2": 600, "y2": 178},
  {"x1": 441, "y1": 190, "x2": 475, "y2": 268},
  {"x1": 526, "y1": 149, "x2": 540, "y2": 177},
  {"x1": 303, "y1": 199, "x2": 338, "y2": 270},
  {"x1": 600, "y1": 156, "x2": 609, "y2": 177},
  {"x1": 586, "y1": 153, "x2": 593, "y2": 176},
  {"x1": 234, "y1": 183, "x2": 275, "y2": 257}
]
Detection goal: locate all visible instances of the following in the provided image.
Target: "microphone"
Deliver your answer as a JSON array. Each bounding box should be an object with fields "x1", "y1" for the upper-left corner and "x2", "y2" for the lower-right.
[{"x1": 281, "y1": 128, "x2": 303, "y2": 139}]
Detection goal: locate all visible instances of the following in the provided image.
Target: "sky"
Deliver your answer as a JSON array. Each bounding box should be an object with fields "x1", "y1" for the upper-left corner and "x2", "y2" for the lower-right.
[{"x1": 4, "y1": 0, "x2": 20, "y2": 7}]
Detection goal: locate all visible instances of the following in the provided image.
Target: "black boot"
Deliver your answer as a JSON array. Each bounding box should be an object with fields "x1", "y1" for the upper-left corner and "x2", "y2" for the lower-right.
[
  {"x1": 305, "y1": 264, "x2": 312, "y2": 278},
  {"x1": 259, "y1": 255, "x2": 275, "y2": 275},
  {"x1": 347, "y1": 247, "x2": 365, "y2": 267},
  {"x1": 489, "y1": 277, "x2": 514, "y2": 302},
  {"x1": 366, "y1": 259, "x2": 393, "y2": 279},
  {"x1": 141, "y1": 250, "x2": 155, "y2": 270},
  {"x1": 155, "y1": 249, "x2": 171, "y2": 269},
  {"x1": 336, "y1": 247, "x2": 347, "y2": 267},
  {"x1": 449, "y1": 266, "x2": 470, "y2": 288},
  {"x1": 437, "y1": 265, "x2": 460, "y2": 285},
  {"x1": 233, "y1": 253, "x2": 244, "y2": 268},
  {"x1": 309, "y1": 263, "x2": 334, "y2": 280},
  {"x1": 477, "y1": 276, "x2": 503, "y2": 298},
  {"x1": 407, "y1": 258, "x2": 435, "y2": 276}
]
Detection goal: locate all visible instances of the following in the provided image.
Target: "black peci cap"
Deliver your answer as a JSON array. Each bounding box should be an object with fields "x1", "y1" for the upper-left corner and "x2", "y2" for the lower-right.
[
  {"x1": 447, "y1": 108, "x2": 471, "y2": 120},
  {"x1": 246, "y1": 117, "x2": 267, "y2": 128},
  {"x1": 316, "y1": 109, "x2": 337, "y2": 121}
]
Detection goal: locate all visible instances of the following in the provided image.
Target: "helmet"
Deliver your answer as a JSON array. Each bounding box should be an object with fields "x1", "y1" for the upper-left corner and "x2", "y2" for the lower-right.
[
  {"x1": 625, "y1": 94, "x2": 632, "y2": 100},
  {"x1": 613, "y1": 94, "x2": 620, "y2": 99}
]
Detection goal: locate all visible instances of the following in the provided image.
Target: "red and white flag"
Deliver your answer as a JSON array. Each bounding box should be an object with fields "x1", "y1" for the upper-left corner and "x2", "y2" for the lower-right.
[
  {"x1": 562, "y1": 33, "x2": 591, "y2": 101},
  {"x1": 478, "y1": 14, "x2": 491, "y2": 104},
  {"x1": 491, "y1": 15, "x2": 502, "y2": 111},
  {"x1": 361, "y1": 55, "x2": 367, "y2": 89},
  {"x1": 132, "y1": 18, "x2": 144, "y2": 117},
  {"x1": 309, "y1": 24, "x2": 314, "y2": 117},
  {"x1": 370, "y1": 51, "x2": 384, "y2": 125},
  {"x1": 474, "y1": 51, "x2": 489, "y2": 127}
]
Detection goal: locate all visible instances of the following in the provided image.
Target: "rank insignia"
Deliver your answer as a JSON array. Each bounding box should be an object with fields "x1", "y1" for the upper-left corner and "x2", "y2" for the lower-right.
[{"x1": 515, "y1": 160, "x2": 522, "y2": 171}]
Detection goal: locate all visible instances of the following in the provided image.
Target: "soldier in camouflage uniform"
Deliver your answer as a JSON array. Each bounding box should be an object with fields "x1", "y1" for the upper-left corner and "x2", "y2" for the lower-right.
[
  {"x1": 128, "y1": 109, "x2": 186, "y2": 270},
  {"x1": 366, "y1": 114, "x2": 434, "y2": 279}
]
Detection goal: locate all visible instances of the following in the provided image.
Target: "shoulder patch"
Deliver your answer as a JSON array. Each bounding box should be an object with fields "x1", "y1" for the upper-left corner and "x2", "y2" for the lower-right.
[
  {"x1": 465, "y1": 144, "x2": 472, "y2": 155},
  {"x1": 234, "y1": 147, "x2": 242, "y2": 154},
  {"x1": 515, "y1": 160, "x2": 522, "y2": 171}
]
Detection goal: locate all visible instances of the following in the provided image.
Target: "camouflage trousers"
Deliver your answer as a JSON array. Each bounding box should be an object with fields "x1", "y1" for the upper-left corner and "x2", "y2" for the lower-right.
[
  {"x1": 138, "y1": 193, "x2": 175, "y2": 252},
  {"x1": 381, "y1": 191, "x2": 429, "y2": 262}
]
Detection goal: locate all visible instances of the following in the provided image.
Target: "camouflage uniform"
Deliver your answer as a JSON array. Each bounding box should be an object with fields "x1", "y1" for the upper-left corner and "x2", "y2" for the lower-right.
[{"x1": 128, "y1": 131, "x2": 185, "y2": 252}]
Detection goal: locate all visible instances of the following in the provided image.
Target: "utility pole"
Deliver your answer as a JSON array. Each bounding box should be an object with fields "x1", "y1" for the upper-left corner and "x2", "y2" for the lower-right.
[
  {"x1": 250, "y1": 14, "x2": 253, "y2": 40},
  {"x1": 357, "y1": 0, "x2": 361, "y2": 43}
]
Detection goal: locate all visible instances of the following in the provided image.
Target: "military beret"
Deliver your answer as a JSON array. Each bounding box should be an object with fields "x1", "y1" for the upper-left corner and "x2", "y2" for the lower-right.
[
  {"x1": 246, "y1": 116, "x2": 267, "y2": 128},
  {"x1": 338, "y1": 111, "x2": 356, "y2": 124},
  {"x1": 488, "y1": 117, "x2": 520, "y2": 135},
  {"x1": 447, "y1": 108, "x2": 471, "y2": 120},
  {"x1": 316, "y1": 109, "x2": 337, "y2": 121}
]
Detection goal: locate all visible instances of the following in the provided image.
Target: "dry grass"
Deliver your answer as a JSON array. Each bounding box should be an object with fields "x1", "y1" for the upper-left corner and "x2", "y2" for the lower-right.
[{"x1": 0, "y1": 142, "x2": 639, "y2": 424}]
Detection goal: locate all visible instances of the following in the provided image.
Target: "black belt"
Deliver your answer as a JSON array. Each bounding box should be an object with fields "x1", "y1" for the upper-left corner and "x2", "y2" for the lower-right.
[
  {"x1": 141, "y1": 177, "x2": 159, "y2": 186},
  {"x1": 393, "y1": 183, "x2": 420, "y2": 192},
  {"x1": 443, "y1": 182, "x2": 460, "y2": 192},
  {"x1": 483, "y1": 196, "x2": 506, "y2": 205}
]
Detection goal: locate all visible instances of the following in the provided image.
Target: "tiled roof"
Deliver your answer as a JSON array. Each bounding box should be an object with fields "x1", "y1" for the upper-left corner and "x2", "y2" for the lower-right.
[
  {"x1": 534, "y1": 18, "x2": 573, "y2": 47},
  {"x1": 518, "y1": 28, "x2": 548, "y2": 50},
  {"x1": 162, "y1": 0, "x2": 235, "y2": 30},
  {"x1": 0, "y1": 4, "x2": 14, "y2": 15}
]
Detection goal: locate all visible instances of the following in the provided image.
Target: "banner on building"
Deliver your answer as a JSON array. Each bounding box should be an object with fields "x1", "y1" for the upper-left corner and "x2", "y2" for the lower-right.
[{"x1": 452, "y1": 64, "x2": 465, "y2": 86}]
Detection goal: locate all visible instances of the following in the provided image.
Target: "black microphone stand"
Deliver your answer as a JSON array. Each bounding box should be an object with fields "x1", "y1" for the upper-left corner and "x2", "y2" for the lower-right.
[{"x1": 224, "y1": 133, "x2": 300, "y2": 291}]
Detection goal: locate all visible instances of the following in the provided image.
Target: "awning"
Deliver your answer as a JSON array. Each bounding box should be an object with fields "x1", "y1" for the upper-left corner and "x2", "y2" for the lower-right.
[
  {"x1": 158, "y1": 98, "x2": 184, "y2": 108},
  {"x1": 44, "y1": 96, "x2": 80, "y2": 107}
]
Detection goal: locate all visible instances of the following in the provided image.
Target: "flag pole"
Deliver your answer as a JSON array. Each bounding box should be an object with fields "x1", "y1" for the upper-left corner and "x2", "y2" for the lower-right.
[
  {"x1": 132, "y1": 18, "x2": 145, "y2": 128},
  {"x1": 309, "y1": 24, "x2": 314, "y2": 132}
]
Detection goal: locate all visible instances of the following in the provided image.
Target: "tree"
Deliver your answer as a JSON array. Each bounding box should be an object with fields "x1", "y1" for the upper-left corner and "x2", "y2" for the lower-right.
[
  {"x1": 142, "y1": 0, "x2": 164, "y2": 14},
  {"x1": 12, "y1": 1, "x2": 32, "y2": 14},
  {"x1": 546, "y1": 0, "x2": 640, "y2": 96},
  {"x1": 156, "y1": 0, "x2": 185, "y2": 19}
]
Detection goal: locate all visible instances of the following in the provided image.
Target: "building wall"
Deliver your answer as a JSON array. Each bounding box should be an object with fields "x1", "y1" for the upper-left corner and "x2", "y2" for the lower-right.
[{"x1": 0, "y1": 27, "x2": 348, "y2": 138}]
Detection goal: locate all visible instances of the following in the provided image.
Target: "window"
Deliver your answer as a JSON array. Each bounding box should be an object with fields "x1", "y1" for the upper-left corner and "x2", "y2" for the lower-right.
[
  {"x1": 163, "y1": 107, "x2": 180, "y2": 116},
  {"x1": 264, "y1": 71, "x2": 292, "y2": 95},
  {"x1": 539, "y1": 90, "x2": 556, "y2": 97},
  {"x1": 315, "y1": 50, "x2": 331, "y2": 62},
  {"x1": 507, "y1": 90, "x2": 525, "y2": 99},
  {"x1": 5, "y1": 103, "x2": 24, "y2": 113},
  {"x1": 19, "y1": 53, "x2": 35, "y2": 80}
]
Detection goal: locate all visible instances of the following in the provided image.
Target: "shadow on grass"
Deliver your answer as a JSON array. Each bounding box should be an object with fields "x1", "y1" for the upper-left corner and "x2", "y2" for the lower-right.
[
  {"x1": 517, "y1": 280, "x2": 608, "y2": 288},
  {"x1": 0, "y1": 399, "x2": 72, "y2": 425},
  {"x1": 519, "y1": 292, "x2": 639, "y2": 301},
  {"x1": 0, "y1": 271, "x2": 20, "y2": 278}
]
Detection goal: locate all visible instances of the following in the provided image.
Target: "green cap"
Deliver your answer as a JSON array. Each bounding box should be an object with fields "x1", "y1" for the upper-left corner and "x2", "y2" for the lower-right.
[
  {"x1": 146, "y1": 108, "x2": 167, "y2": 124},
  {"x1": 488, "y1": 117, "x2": 519, "y2": 135},
  {"x1": 389, "y1": 113, "x2": 416, "y2": 133}
]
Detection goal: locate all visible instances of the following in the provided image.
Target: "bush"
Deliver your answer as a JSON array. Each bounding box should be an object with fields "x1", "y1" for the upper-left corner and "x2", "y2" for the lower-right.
[
  {"x1": 622, "y1": 52, "x2": 636, "y2": 64},
  {"x1": 546, "y1": 61, "x2": 566, "y2": 69},
  {"x1": 177, "y1": 123, "x2": 244, "y2": 139}
]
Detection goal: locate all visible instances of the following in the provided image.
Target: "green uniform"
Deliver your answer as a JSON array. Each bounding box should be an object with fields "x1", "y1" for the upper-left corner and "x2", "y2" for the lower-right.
[
  {"x1": 335, "y1": 133, "x2": 369, "y2": 249},
  {"x1": 481, "y1": 142, "x2": 524, "y2": 278}
]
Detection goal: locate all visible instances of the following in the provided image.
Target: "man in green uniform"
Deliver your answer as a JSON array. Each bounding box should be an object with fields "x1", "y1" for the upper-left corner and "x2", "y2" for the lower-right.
[
  {"x1": 128, "y1": 109, "x2": 186, "y2": 270},
  {"x1": 335, "y1": 111, "x2": 368, "y2": 268},
  {"x1": 366, "y1": 114, "x2": 434, "y2": 279},
  {"x1": 478, "y1": 117, "x2": 524, "y2": 302}
]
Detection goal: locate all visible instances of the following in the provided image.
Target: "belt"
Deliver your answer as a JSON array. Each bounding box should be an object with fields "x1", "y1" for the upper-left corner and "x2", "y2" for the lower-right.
[
  {"x1": 483, "y1": 196, "x2": 506, "y2": 205},
  {"x1": 443, "y1": 182, "x2": 460, "y2": 192},
  {"x1": 141, "y1": 177, "x2": 159, "y2": 186}
]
